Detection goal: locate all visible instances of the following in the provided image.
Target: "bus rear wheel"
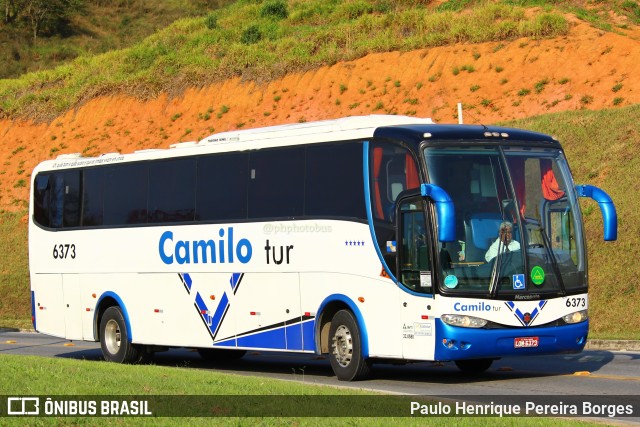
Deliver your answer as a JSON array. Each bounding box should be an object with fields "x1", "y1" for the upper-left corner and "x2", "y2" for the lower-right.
[
  {"x1": 454, "y1": 358, "x2": 493, "y2": 374},
  {"x1": 100, "y1": 306, "x2": 147, "y2": 364},
  {"x1": 328, "y1": 309, "x2": 371, "y2": 381}
]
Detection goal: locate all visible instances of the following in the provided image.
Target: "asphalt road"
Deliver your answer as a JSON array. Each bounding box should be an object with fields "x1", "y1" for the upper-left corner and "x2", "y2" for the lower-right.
[{"x1": 1, "y1": 330, "x2": 639, "y2": 422}]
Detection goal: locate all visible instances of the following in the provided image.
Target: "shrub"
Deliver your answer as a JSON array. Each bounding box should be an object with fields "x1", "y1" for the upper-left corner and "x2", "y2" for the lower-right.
[
  {"x1": 241, "y1": 25, "x2": 262, "y2": 45},
  {"x1": 260, "y1": 1, "x2": 289, "y2": 20},
  {"x1": 535, "y1": 79, "x2": 549, "y2": 94},
  {"x1": 205, "y1": 13, "x2": 218, "y2": 30},
  {"x1": 581, "y1": 95, "x2": 594, "y2": 105}
]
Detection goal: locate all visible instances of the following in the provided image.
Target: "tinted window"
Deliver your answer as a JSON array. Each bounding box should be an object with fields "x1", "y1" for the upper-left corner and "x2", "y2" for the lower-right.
[
  {"x1": 196, "y1": 153, "x2": 248, "y2": 221},
  {"x1": 63, "y1": 171, "x2": 81, "y2": 227},
  {"x1": 33, "y1": 174, "x2": 52, "y2": 227},
  {"x1": 249, "y1": 148, "x2": 305, "y2": 218},
  {"x1": 82, "y1": 168, "x2": 104, "y2": 226},
  {"x1": 149, "y1": 158, "x2": 196, "y2": 223},
  {"x1": 49, "y1": 174, "x2": 65, "y2": 228},
  {"x1": 103, "y1": 163, "x2": 148, "y2": 225},
  {"x1": 370, "y1": 142, "x2": 421, "y2": 223},
  {"x1": 305, "y1": 143, "x2": 366, "y2": 219}
]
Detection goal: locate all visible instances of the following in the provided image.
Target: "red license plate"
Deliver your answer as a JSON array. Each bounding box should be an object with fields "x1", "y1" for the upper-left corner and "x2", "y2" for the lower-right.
[{"x1": 514, "y1": 337, "x2": 539, "y2": 348}]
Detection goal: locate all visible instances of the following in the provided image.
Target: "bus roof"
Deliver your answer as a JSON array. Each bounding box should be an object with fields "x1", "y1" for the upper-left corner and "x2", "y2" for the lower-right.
[
  {"x1": 38, "y1": 115, "x2": 558, "y2": 172},
  {"x1": 191, "y1": 115, "x2": 434, "y2": 146}
]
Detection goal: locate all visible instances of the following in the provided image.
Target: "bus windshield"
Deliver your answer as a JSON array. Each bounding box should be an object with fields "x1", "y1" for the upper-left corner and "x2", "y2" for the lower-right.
[{"x1": 424, "y1": 145, "x2": 586, "y2": 298}]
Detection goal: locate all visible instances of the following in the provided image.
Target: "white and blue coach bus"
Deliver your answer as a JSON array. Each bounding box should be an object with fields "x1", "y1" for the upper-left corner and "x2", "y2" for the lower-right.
[{"x1": 29, "y1": 115, "x2": 617, "y2": 380}]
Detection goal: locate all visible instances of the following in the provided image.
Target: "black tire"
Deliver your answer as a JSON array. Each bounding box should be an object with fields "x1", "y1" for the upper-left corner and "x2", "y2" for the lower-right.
[
  {"x1": 328, "y1": 309, "x2": 371, "y2": 381},
  {"x1": 197, "y1": 348, "x2": 246, "y2": 360},
  {"x1": 100, "y1": 306, "x2": 146, "y2": 364},
  {"x1": 454, "y1": 358, "x2": 493, "y2": 374}
]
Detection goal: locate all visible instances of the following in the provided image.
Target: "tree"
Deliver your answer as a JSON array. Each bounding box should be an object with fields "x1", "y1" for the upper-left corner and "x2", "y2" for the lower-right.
[
  {"x1": 3, "y1": 0, "x2": 21, "y2": 24},
  {"x1": 22, "y1": 0, "x2": 83, "y2": 42}
]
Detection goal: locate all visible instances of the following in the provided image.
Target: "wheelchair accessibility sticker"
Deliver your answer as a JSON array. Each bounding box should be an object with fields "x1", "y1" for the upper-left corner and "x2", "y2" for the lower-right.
[{"x1": 513, "y1": 274, "x2": 525, "y2": 290}]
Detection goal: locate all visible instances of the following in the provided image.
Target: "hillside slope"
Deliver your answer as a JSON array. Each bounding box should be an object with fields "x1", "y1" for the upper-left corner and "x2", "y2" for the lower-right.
[{"x1": 1, "y1": 18, "x2": 639, "y2": 212}]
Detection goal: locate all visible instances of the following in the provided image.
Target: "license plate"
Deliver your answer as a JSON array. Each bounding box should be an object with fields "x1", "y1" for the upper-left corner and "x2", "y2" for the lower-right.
[{"x1": 514, "y1": 337, "x2": 539, "y2": 348}]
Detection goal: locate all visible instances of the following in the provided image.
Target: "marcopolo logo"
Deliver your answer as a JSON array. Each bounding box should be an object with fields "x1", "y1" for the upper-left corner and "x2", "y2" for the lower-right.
[{"x1": 159, "y1": 227, "x2": 253, "y2": 265}]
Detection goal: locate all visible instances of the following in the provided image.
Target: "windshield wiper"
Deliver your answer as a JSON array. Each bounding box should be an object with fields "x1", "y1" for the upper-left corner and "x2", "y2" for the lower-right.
[{"x1": 488, "y1": 240, "x2": 504, "y2": 297}]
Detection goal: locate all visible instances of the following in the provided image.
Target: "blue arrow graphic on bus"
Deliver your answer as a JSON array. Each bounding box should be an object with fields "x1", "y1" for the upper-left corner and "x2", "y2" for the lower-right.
[
  {"x1": 195, "y1": 291, "x2": 229, "y2": 340},
  {"x1": 179, "y1": 273, "x2": 244, "y2": 341}
]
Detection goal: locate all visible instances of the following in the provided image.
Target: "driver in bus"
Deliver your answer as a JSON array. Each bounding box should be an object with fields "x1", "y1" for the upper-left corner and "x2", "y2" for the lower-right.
[{"x1": 485, "y1": 221, "x2": 520, "y2": 262}]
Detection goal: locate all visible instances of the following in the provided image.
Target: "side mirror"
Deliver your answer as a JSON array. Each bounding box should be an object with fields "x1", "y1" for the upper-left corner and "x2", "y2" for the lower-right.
[
  {"x1": 421, "y1": 183, "x2": 456, "y2": 242},
  {"x1": 576, "y1": 185, "x2": 617, "y2": 241}
]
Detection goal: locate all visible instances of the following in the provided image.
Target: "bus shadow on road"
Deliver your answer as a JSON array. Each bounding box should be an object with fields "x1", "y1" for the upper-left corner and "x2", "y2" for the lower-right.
[
  {"x1": 103, "y1": 348, "x2": 626, "y2": 384},
  {"x1": 51, "y1": 346, "x2": 636, "y2": 387}
]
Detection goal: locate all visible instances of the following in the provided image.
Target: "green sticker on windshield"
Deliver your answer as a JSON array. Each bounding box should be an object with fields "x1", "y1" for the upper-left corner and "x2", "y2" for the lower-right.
[{"x1": 531, "y1": 266, "x2": 545, "y2": 286}]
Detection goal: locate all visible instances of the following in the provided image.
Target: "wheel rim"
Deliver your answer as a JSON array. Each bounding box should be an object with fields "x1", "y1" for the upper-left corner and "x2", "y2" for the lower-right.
[
  {"x1": 332, "y1": 325, "x2": 353, "y2": 367},
  {"x1": 104, "y1": 319, "x2": 121, "y2": 355}
]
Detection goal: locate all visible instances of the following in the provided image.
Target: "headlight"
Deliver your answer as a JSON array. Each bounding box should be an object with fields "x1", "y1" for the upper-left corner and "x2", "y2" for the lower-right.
[
  {"x1": 562, "y1": 309, "x2": 588, "y2": 324},
  {"x1": 441, "y1": 314, "x2": 487, "y2": 328}
]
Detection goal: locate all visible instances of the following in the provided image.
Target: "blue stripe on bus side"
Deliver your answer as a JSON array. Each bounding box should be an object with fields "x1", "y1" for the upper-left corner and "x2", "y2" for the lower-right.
[
  {"x1": 31, "y1": 291, "x2": 36, "y2": 330},
  {"x1": 301, "y1": 318, "x2": 316, "y2": 351},
  {"x1": 285, "y1": 322, "x2": 303, "y2": 350},
  {"x1": 236, "y1": 327, "x2": 286, "y2": 349}
]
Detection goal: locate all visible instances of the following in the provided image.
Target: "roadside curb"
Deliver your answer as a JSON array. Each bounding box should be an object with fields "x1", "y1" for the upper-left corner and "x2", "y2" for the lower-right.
[{"x1": 584, "y1": 340, "x2": 640, "y2": 351}]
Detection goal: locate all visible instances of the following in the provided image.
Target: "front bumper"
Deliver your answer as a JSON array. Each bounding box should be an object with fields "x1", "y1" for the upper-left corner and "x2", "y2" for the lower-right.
[{"x1": 434, "y1": 318, "x2": 588, "y2": 361}]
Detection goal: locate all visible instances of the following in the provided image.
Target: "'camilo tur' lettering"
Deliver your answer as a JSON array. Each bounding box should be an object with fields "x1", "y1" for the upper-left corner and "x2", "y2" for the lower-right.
[{"x1": 159, "y1": 227, "x2": 253, "y2": 265}]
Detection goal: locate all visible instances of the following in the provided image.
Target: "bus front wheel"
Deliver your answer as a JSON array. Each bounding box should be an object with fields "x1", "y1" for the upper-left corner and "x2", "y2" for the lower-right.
[
  {"x1": 328, "y1": 309, "x2": 371, "y2": 381},
  {"x1": 100, "y1": 306, "x2": 147, "y2": 364}
]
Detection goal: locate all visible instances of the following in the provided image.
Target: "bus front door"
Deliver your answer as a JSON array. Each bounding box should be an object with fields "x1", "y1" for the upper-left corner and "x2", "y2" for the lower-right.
[{"x1": 397, "y1": 196, "x2": 436, "y2": 361}]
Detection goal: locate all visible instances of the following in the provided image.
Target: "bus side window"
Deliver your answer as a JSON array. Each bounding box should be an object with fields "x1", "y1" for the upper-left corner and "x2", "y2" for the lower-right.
[
  {"x1": 63, "y1": 171, "x2": 81, "y2": 228},
  {"x1": 371, "y1": 143, "x2": 421, "y2": 223},
  {"x1": 34, "y1": 174, "x2": 52, "y2": 227},
  {"x1": 398, "y1": 198, "x2": 432, "y2": 293},
  {"x1": 249, "y1": 147, "x2": 305, "y2": 219},
  {"x1": 148, "y1": 158, "x2": 196, "y2": 223},
  {"x1": 103, "y1": 164, "x2": 148, "y2": 225},
  {"x1": 82, "y1": 168, "x2": 104, "y2": 226},
  {"x1": 50, "y1": 174, "x2": 64, "y2": 228}
]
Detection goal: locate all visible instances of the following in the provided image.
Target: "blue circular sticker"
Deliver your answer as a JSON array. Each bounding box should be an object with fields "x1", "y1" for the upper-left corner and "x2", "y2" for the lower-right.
[{"x1": 444, "y1": 275, "x2": 459, "y2": 289}]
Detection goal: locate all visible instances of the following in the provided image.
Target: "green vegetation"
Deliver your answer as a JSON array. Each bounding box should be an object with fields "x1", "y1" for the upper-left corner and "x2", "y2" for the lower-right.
[
  {"x1": 0, "y1": 354, "x2": 607, "y2": 426},
  {"x1": 0, "y1": 0, "x2": 235, "y2": 80},
  {"x1": 0, "y1": 210, "x2": 30, "y2": 329},
  {"x1": 0, "y1": 1, "x2": 572, "y2": 122}
]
